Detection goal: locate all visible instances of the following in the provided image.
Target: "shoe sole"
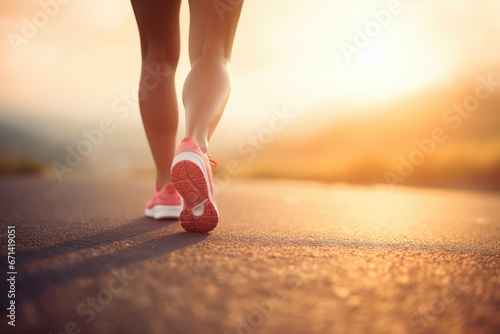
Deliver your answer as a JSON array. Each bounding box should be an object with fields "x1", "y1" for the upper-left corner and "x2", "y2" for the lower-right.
[
  {"x1": 145, "y1": 205, "x2": 182, "y2": 220},
  {"x1": 171, "y1": 152, "x2": 218, "y2": 233}
]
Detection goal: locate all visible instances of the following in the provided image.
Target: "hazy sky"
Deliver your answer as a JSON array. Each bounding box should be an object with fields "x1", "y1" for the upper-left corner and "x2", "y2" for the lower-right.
[{"x1": 1, "y1": 0, "x2": 499, "y2": 128}]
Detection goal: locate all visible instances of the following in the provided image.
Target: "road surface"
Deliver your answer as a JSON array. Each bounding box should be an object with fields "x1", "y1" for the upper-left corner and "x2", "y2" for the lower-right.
[{"x1": 0, "y1": 177, "x2": 499, "y2": 334}]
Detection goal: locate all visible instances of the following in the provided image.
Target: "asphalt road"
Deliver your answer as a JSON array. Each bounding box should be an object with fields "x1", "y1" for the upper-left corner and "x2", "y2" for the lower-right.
[{"x1": 0, "y1": 177, "x2": 499, "y2": 334}]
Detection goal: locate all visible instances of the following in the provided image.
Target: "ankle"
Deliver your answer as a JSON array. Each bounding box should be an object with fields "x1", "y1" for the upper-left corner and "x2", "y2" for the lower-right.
[
  {"x1": 155, "y1": 176, "x2": 171, "y2": 190},
  {"x1": 186, "y1": 133, "x2": 208, "y2": 153},
  {"x1": 196, "y1": 139, "x2": 208, "y2": 154}
]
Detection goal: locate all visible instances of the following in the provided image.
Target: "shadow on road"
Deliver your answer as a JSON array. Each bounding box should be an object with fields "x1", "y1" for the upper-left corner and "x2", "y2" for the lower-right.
[
  {"x1": 18, "y1": 217, "x2": 177, "y2": 262},
  {"x1": 15, "y1": 217, "x2": 208, "y2": 306}
]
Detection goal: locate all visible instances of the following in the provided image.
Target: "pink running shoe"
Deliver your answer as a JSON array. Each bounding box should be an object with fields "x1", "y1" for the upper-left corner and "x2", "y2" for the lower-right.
[
  {"x1": 170, "y1": 137, "x2": 218, "y2": 233},
  {"x1": 144, "y1": 183, "x2": 183, "y2": 220}
]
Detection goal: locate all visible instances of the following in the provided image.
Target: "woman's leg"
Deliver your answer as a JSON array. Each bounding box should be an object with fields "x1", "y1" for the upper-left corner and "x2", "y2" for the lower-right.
[
  {"x1": 183, "y1": 0, "x2": 243, "y2": 153},
  {"x1": 131, "y1": 0, "x2": 181, "y2": 190}
]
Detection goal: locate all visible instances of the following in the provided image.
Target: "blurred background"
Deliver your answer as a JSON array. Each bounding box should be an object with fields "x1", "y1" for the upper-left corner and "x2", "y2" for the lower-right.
[{"x1": 1, "y1": 0, "x2": 499, "y2": 190}]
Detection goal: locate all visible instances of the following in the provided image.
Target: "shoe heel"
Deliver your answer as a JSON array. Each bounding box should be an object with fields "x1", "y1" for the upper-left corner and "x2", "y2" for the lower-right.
[
  {"x1": 180, "y1": 201, "x2": 218, "y2": 233},
  {"x1": 171, "y1": 160, "x2": 218, "y2": 232}
]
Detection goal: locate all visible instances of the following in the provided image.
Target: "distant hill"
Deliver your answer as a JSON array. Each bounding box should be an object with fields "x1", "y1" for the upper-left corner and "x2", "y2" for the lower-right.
[
  {"x1": 226, "y1": 72, "x2": 500, "y2": 190},
  {"x1": 2, "y1": 70, "x2": 499, "y2": 190},
  {"x1": 0, "y1": 109, "x2": 151, "y2": 179}
]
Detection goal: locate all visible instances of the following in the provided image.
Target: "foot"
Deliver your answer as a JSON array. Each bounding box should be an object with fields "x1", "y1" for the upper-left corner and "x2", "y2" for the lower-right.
[
  {"x1": 170, "y1": 137, "x2": 218, "y2": 233},
  {"x1": 144, "y1": 183, "x2": 182, "y2": 220}
]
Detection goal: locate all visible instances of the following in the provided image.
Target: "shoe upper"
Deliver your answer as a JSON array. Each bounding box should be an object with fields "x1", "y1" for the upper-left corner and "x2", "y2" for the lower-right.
[
  {"x1": 175, "y1": 137, "x2": 203, "y2": 156},
  {"x1": 146, "y1": 183, "x2": 182, "y2": 209}
]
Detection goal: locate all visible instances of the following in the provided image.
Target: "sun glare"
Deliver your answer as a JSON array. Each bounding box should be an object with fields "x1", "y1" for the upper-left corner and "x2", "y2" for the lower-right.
[
  {"x1": 0, "y1": 0, "x2": 491, "y2": 122},
  {"x1": 328, "y1": 15, "x2": 455, "y2": 101}
]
